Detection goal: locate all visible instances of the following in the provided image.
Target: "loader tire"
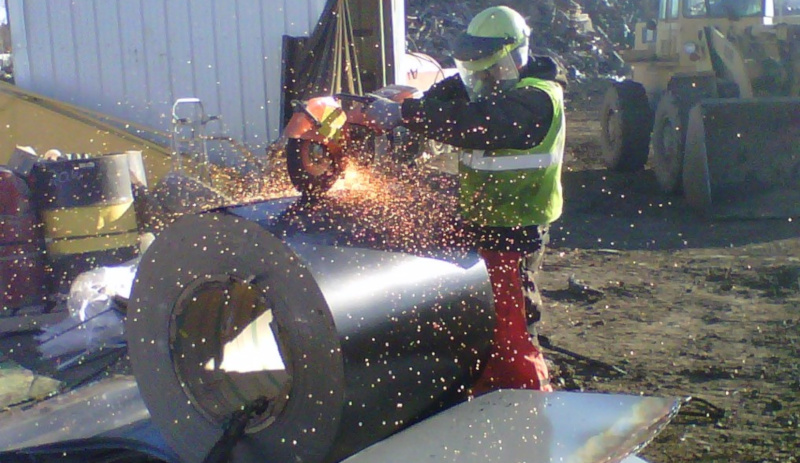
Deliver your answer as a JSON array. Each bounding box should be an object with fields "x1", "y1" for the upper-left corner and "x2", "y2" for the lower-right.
[
  {"x1": 600, "y1": 80, "x2": 653, "y2": 171},
  {"x1": 286, "y1": 138, "x2": 341, "y2": 197},
  {"x1": 652, "y1": 91, "x2": 685, "y2": 194}
]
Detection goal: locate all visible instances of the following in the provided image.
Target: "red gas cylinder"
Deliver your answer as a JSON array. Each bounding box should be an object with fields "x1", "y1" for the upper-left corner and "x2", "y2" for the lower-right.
[{"x1": 0, "y1": 166, "x2": 48, "y2": 315}]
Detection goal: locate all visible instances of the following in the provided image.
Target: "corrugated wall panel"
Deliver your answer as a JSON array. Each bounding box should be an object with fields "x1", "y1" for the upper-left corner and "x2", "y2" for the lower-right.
[
  {"x1": 7, "y1": 0, "x2": 336, "y2": 153},
  {"x1": 188, "y1": 0, "x2": 219, "y2": 112},
  {"x1": 118, "y1": 1, "x2": 149, "y2": 122},
  {"x1": 213, "y1": 0, "x2": 244, "y2": 150},
  {"x1": 95, "y1": 3, "x2": 126, "y2": 110},
  {"x1": 141, "y1": 2, "x2": 171, "y2": 127},
  {"x1": 283, "y1": 0, "x2": 311, "y2": 37},
  {"x1": 70, "y1": 5, "x2": 102, "y2": 110},
  {"x1": 262, "y1": 3, "x2": 287, "y2": 142},
  {"x1": 47, "y1": 2, "x2": 79, "y2": 98},
  {"x1": 19, "y1": 2, "x2": 53, "y2": 90},
  {"x1": 164, "y1": 2, "x2": 194, "y2": 101},
  {"x1": 237, "y1": 0, "x2": 268, "y2": 145}
]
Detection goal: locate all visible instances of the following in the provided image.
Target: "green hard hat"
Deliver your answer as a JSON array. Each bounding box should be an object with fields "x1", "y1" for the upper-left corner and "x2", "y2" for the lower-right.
[{"x1": 453, "y1": 6, "x2": 531, "y2": 71}]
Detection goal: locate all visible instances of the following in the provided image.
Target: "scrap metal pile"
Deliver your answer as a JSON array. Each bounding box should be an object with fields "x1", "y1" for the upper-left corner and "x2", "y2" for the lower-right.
[{"x1": 406, "y1": 0, "x2": 646, "y2": 79}]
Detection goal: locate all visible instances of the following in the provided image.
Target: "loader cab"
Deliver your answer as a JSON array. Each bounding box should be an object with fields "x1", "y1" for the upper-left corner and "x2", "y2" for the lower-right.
[
  {"x1": 655, "y1": 0, "x2": 682, "y2": 60},
  {"x1": 704, "y1": 0, "x2": 764, "y2": 17},
  {"x1": 627, "y1": 0, "x2": 696, "y2": 63},
  {"x1": 651, "y1": 0, "x2": 769, "y2": 59},
  {"x1": 624, "y1": 0, "x2": 700, "y2": 82},
  {"x1": 628, "y1": 0, "x2": 785, "y2": 80},
  {"x1": 779, "y1": 0, "x2": 800, "y2": 14},
  {"x1": 696, "y1": 0, "x2": 800, "y2": 19},
  {"x1": 771, "y1": 0, "x2": 800, "y2": 21}
]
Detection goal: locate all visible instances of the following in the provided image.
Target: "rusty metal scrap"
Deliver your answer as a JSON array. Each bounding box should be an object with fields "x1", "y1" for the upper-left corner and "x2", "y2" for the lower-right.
[{"x1": 406, "y1": 0, "x2": 641, "y2": 79}]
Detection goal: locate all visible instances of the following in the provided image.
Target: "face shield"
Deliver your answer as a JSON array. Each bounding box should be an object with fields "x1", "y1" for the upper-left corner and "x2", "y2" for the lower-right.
[
  {"x1": 452, "y1": 33, "x2": 528, "y2": 101},
  {"x1": 456, "y1": 53, "x2": 520, "y2": 101}
]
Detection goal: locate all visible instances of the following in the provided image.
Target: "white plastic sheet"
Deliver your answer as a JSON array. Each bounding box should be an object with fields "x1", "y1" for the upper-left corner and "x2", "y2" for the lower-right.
[{"x1": 37, "y1": 260, "x2": 138, "y2": 358}]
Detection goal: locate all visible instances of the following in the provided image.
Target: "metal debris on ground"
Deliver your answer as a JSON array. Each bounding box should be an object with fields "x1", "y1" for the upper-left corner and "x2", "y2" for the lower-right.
[{"x1": 568, "y1": 273, "x2": 605, "y2": 299}]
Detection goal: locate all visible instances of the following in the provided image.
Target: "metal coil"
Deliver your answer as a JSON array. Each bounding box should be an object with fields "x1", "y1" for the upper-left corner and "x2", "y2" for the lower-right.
[{"x1": 127, "y1": 202, "x2": 493, "y2": 463}]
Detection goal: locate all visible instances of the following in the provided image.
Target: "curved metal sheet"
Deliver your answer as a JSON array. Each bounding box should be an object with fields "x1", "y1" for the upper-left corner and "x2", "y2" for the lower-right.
[
  {"x1": 0, "y1": 375, "x2": 178, "y2": 462},
  {"x1": 342, "y1": 389, "x2": 680, "y2": 463}
]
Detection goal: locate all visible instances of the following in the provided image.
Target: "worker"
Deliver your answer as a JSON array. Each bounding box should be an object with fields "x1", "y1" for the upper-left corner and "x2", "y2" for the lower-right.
[{"x1": 365, "y1": 5, "x2": 566, "y2": 393}]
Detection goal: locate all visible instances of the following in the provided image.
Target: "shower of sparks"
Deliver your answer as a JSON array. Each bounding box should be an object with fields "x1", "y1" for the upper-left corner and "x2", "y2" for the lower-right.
[{"x1": 206, "y1": 150, "x2": 473, "y2": 258}]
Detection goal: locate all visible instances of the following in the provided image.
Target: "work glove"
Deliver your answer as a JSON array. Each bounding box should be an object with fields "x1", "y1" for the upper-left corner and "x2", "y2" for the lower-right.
[{"x1": 364, "y1": 96, "x2": 403, "y2": 132}]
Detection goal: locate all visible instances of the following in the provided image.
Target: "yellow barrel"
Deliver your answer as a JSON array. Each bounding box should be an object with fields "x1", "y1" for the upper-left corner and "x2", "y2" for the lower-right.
[{"x1": 31, "y1": 153, "x2": 140, "y2": 293}]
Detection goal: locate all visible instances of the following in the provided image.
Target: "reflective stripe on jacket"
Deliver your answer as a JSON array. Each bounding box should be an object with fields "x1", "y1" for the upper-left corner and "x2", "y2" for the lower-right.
[{"x1": 458, "y1": 77, "x2": 565, "y2": 227}]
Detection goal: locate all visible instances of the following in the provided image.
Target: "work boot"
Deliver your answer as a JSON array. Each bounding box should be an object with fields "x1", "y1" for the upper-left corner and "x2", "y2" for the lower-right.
[
  {"x1": 472, "y1": 338, "x2": 553, "y2": 395},
  {"x1": 473, "y1": 249, "x2": 553, "y2": 395}
]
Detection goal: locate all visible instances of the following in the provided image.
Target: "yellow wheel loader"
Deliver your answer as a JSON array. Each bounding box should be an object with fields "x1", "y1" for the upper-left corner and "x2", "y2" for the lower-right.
[{"x1": 600, "y1": 0, "x2": 800, "y2": 218}]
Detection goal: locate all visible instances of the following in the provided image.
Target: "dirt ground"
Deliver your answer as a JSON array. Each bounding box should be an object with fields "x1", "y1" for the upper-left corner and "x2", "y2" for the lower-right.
[{"x1": 533, "y1": 81, "x2": 800, "y2": 463}]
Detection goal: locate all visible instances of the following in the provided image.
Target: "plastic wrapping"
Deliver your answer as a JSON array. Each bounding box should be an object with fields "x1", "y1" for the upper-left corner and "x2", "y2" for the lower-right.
[{"x1": 37, "y1": 260, "x2": 138, "y2": 359}]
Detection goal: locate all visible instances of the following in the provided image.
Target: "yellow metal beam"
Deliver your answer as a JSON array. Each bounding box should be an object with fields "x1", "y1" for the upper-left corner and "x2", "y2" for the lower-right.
[{"x1": 0, "y1": 81, "x2": 175, "y2": 185}]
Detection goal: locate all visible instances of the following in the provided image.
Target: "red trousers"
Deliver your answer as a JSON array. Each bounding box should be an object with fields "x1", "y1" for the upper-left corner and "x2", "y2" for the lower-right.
[{"x1": 473, "y1": 249, "x2": 553, "y2": 394}]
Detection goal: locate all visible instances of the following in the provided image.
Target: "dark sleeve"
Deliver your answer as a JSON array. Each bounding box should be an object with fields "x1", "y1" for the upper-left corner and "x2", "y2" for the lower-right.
[
  {"x1": 400, "y1": 85, "x2": 555, "y2": 151},
  {"x1": 419, "y1": 74, "x2": 470, "y2": 102}
]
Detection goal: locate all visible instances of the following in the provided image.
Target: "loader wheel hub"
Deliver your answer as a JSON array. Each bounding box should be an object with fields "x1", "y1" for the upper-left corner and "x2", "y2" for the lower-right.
[
  {"x1": 652, "y1": 92, "x2": 685, "y2": 194},
  {"x1": 605, "y1": 106, "x2": 622, "y2": 150},
  {"x1": 661, "y1": 120, "x2": 679, "y2": 158},
  {"x1": 657, "y1": 112, "x2": 682, "y2": 181},
  {"x1": 599, "y1": 81, "x2": 652, "y2": 172},
  {"x1": 169, "y1": 274, "x2": 292, "y2": 431}
]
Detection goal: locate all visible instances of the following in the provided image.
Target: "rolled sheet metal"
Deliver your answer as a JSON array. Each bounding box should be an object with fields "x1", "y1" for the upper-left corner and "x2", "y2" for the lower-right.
[{"x1": 126, "y1": 202, "x2": 495, "y2": 463}]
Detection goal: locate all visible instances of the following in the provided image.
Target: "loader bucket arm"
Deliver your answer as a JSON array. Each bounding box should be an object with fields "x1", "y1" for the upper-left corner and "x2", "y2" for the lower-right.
[{"x1": 705, "y1": 26, "x2": 753, "y2": 98}]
